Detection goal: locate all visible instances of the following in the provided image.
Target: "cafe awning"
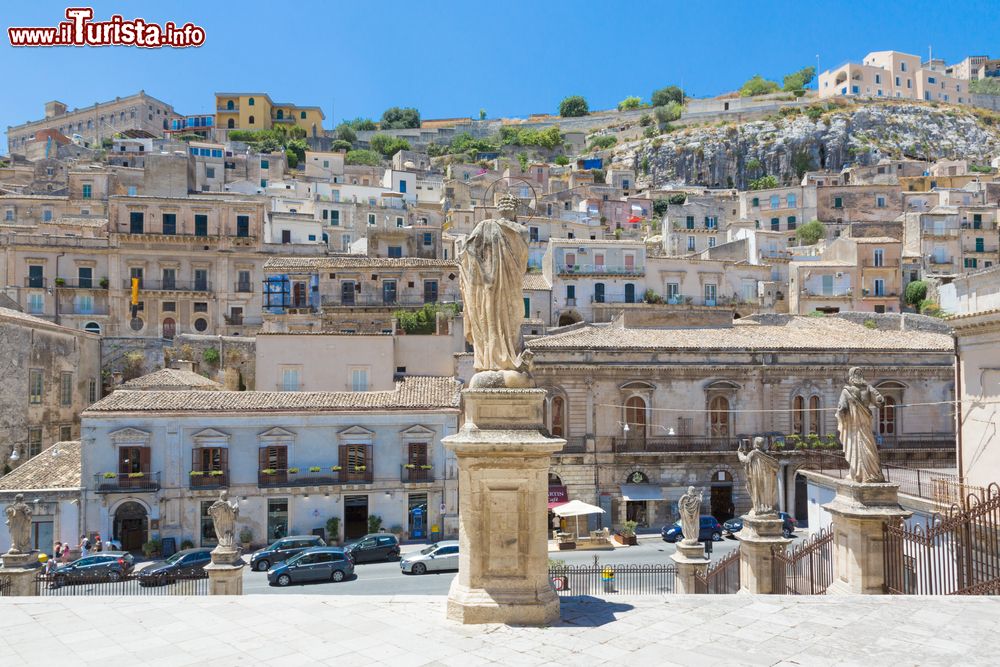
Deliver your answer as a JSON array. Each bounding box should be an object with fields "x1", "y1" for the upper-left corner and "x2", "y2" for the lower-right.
[
  {"x1": 548, "y1": 485, "x2": 567, "y2": 509},
  {"x1": 620, "y1": 484, "x2": 664, "y2": 502}
]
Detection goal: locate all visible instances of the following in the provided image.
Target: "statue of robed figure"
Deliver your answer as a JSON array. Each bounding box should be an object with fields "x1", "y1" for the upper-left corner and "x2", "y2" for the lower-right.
[
  {"x1": 208, "y1": 490, "x2": 239, "y2": 549},
  {"x1": 678, "y1": 486, "x2": 703, "y2": 545},
  {"x1": 837, "y1": 367, "x2": 886, "y2": 484},
  {"x1": 737, "y1": 437, "x2": 779, "y2": 516},
  {"x1": 457, "y1": 192, "x2": 533, "y2": 388},
  {"x1": 4, "y1": 494, "x2": 32, "y2": 555}
]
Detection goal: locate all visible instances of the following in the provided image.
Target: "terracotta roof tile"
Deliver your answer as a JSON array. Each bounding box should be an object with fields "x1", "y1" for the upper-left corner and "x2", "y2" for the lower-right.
[
  {"x1": 0, "y1": 442, "x2": 81, "y2": 491},
  {"x1": 119, "y1": 368, "x2": 224, "y2": 391},
  {"x1": 522, "y1": 273, "x2": 552, "y2": 291}
]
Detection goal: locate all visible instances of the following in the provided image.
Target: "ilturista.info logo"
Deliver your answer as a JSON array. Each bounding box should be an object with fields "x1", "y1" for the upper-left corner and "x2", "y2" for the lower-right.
[{"x1": 8, "y1": 7, "x2": 205, "y2": 48}]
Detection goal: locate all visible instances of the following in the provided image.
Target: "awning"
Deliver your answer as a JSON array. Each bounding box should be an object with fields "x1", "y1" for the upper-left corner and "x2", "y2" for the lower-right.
[
  {"x1": 621, "y1": 484, "x2": 664, "y2": 501},
  {"x1": 548, "y1": 485, "x2": 567, "y2": 509}
]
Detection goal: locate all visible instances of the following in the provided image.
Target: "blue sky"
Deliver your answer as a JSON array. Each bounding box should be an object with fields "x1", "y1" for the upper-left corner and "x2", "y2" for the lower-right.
[{"x1": 3, "y1": 0, "x2": 999, "y2": 152}]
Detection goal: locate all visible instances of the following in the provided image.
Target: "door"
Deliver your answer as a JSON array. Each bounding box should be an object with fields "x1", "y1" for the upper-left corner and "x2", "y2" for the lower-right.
[
  {"x1": 408, "y1": 443, "x2": 428, "y2": 482},
  {"x1": 344, "y1": 495, "x2": 368, "y2": 540},
  {"x1": 429, "y1": 545, "x2": 459, "y2": 571},
  {"x1": 624, "y1": 283, "x2": 635, "y2": 303},
  {"x1": 162, "y1": 318, "x2": 176, "y2": 340},
  {"x1": 821, "y1": 275, "x2": 834, "y2": 296},
  {"x1": 28, "y1": 265, "x2": 44, "y2": 288},
  {"x1": 710, "y1": 485, "x2": 733, "y2": 521},
  {"x1": 194, "y1": 269, "x2": 208, "y2": 291},
  {"x1": 114, "y1": 501, "x2": 148, "y2": 552},
  {"x1": 33, "y1": 521, "x2": 53, "y2": 553},
  {"x1": 354, "y1": 537, "x2": 378, "y2": 563},
  {"x1": 625, "y1": 396, "x2": 646, "y2": 443},
  {"x1": 341, "y1": 281, "x2": 355, "y2": 306},
  {"x1": 423, "y1": 280, "x2": 438, "y2": 304},
  {"x1": 625, "y1": 501, "x2": 647, "y2": 526},
  {"x1": 382, "y1": 280, "x2": 397, "y2": 305},
  {"x1": 594, "y1": 283, "x2": 605, "y2": 303}
]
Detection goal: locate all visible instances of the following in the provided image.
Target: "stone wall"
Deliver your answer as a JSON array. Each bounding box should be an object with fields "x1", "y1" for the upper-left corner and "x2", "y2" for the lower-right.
[{"x1": 172, "y1": 334, "x2": 256, "y2": 390}]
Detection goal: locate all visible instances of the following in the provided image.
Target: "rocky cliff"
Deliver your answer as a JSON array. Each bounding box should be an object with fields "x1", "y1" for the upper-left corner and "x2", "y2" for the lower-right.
[{"x1": 613, "y1": 102, "x2": 1000, "y2": 190}]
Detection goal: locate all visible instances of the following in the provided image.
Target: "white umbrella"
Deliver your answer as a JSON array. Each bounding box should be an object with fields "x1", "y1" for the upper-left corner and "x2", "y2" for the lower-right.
[{"x1": 553, "y1": 499, "x2": 605, "y2": 538}]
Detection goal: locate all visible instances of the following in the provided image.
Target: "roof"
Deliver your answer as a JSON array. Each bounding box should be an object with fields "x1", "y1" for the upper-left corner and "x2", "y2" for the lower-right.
[
  {"x1": 853, "y1": 237, "x2": 901, "y2": 244},
  {"x1": 0, "y1": 442, "x2": 81, "y2": 491},
  {"x1": 527, "y1": 317, "x2": 954, "y2": 353},
  {"x1": 0, "y1": 306, "x2": 98, "y2": 339},
  {"x1": 84, "y1": 376, "x2": 463, "y2": 414},
  {"x1": 263, "y1": 256, "x2": 458, "y2": 271},
  {"x1": 119, "y1": 368, "x2": 224, "y2": 391},
  {"x1": 523, "y1": 273, "x2": 552, "y2": 291}
]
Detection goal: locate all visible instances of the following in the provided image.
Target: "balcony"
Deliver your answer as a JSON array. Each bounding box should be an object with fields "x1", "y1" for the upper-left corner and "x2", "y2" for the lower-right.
[
  {"x1": 54, "y1": 279, "x2": 108, "y2": 289},
  {"x1": 922, "y1": 227, "x2": 960, "y2": 238},
  {"x1": 613, "y1": 436, "x2": 741, "y2": 454},
  {"x1": 217, "y1": 106, "x2": 239, "y2": 112},
  {"x1": 258, "y1": 467, "x2": 373, "y2": 487},
  {"x1": 860, "y1": 290, "x2": 898, "y2": 299},
  {"x1": 24, "y1": 277, "x2": 47, "y2": 288},
  {"x1": 965, "y1": 246, "x2": 999, "y2": 254},
  {"x1": 234, "y1": 281, "x2": 253, "y2": 293},
  {"x1": 801, "y1": 287, "x2": 853, "y2": 298},
  {"x1": 320, "y1": 295, "x2": 461, "y2": 309},
  {"x1": 556, "y1": 263, "x2": 644, "y2": 276},
  {"x1": 401, "y1": 465, "x2": 434, "y2": 483},
  {"x1": 61, "y1": 302, "x2": 109, "y2": 316},
  {"x1": 94, "y1": 471, "x2": 160, "y2": 493},
  {"x1": 189, "y1": 469, "x2": 228, "y2": 489},
  {"x1": 123, "y1": 279, "x2": 212, "y2": 292},
  {"x1": 928, "y1": 256, "x2": 955, "y2": 265}
]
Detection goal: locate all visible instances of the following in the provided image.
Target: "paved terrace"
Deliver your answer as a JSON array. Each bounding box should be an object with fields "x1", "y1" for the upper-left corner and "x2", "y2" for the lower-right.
[{"x1": 1, "y1": 595, "x2": 996, "y2": 666}]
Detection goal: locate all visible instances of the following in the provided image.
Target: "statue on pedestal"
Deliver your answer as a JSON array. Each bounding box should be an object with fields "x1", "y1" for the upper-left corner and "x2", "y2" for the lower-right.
[
  {"x1": 208, "y1": 490, "x2": 239, "y2": 549},
  {"x1": 4, "y1": 494, "x2": 32, "y2": 554},
  {"x1": 837, "y1": 367, "x2": 886, "y2": 483},
  {"x1": 457, "y1": 192, "x2": 533, "y2": 389},
  {"x1": 737, "y1": 437, "x2": 779, "y2": 516},
  {"x1": 678, "y1": 486, "x2": 703, "y2": 545}
]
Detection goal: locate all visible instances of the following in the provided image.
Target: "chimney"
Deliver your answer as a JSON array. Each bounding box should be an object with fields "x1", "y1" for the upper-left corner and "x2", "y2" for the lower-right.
[{"x1": 173, "y1": 359, "x2": 196, "y2": 373}]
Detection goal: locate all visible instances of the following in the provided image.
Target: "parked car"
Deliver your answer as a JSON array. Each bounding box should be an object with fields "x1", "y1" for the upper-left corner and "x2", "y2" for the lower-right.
[
  {"x1": 138, "y1": 548, "x2": 212, "y2": 586},
  {"x1": 52, "y1": 552, "x2": 135, "y2": 586},
  {"x1": 400, "y1": 540, "x2": 459, "y2": 575},
  {"x1": 343, "y1": 533, "x2": 401, "y2": 563},
  {"x1": 661, "y1": 516, "x2": 723, "y2": 543},
  {"x1": 250, "y1": 535, "x2": 326, "y2": 572},
  {"x1": 267, "y1": 547, "x2": 354, "y2": 587},
  {"x1": 722, "y1": 512, "x2": 798, "y2": 539}
]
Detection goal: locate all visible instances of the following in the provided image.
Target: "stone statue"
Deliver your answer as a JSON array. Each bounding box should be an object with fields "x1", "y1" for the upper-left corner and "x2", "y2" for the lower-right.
[
  {"x1": 457, "y1": 192, "x2": 533, "y2": 388},
  {"x1": 208, "y1": 490, "x2": 239, "y2": 549},
  {"x1": 4, "y1": 494, "x2": 32, "y2": 554},
  {"x1": 737, "y1": 437, "x2": 779, "y2": 516},
  {"x1": 837, "y1": 367, "x2": 886, "y2": 483},
  {"x1": 678, "y1": 486, "x2": 703, "y2": 544}
]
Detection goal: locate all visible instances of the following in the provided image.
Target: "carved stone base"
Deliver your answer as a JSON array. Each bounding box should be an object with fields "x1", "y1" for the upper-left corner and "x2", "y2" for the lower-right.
[
  {"x1": 736, "y1": 514, "x2": 790, "y2": 594},
  {"x1": 824, "y1": 479, "x2": 911, "y2": 595},
  {"x1": 0, "y1": 561, "x2": 38, "y2": 596},
  {"x1": 1, "y1": 551, "x2": 36, "y2": 569},
  {"x1": 205, "y1": 561, "x2": 245, "y2": 595},
  {"x1": 443, "y1": 388, "x2": 564, "y2": 625},
  {"x1": 671, "y1": 541, "x2": 709, "y2": 595},
  {"x1": 468, "y1": 370, "x2": 536, "y2": 390},
  {"x1": 210, "y1": 546, "x2": 243, "y2": 566}
]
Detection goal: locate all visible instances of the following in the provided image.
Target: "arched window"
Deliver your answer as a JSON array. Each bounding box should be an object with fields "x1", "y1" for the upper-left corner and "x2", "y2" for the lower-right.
[
  {"x1": 809, "y1": 395, "x2": 821, "y2": 435},
  {"x1": 709, "y1": 396, "x2": 730, "y2": 437},
  {"x1": 625, "y1": 470, "x2": 648, "y2": 484},
  {"x1": 551, "y1": 396, "x2": 565, "y2": 438},
  {"x1": 248, "y1": 115, "x2": 255, "y2": 125},
  {"x1": 248, "y1": 97, "x2": 255, "y2": 106},
  {"x1": 162, "y1": 318, "x2": 176, "y2": 340},
  {"x1": 276, "y1": 109, "x2": 284, "y2": 119},
  {"x1": 83, "y1": 321, "x2": 101, "y2": 335},
  {"x1": 625, "y1": 396, "x2": 646, "y2": 438},
  {"x1": 227, "y1": 118, "x2": 235, "y2": 129},
  {"x1": 226, "y1": 100, "x2": 234, "y2": 110},
  {"x1": 793, "y1": 395, "x2": 805, "y2": 435},
  {"x1": 879, "y1": 396, "x2": 896, "y2": 435}
]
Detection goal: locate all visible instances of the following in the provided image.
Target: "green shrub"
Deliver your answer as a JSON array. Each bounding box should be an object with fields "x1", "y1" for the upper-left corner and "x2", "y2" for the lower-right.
[
  {"x1": 805, "y1": 105, "x2": 824, "y2": 121},
  {"x1": 796, "y1": 219, "x2": 826, "y2": 245},
  {"x1": 749, "y1": 175, "x2": 779, "y2": 190},
  {"x1": 863, "y1": 319, "x2": 877, "y2": 330},
  {"x1": 655, "y1": 102, "x2": 682, "y2": 126},
  {"x1": 334, "y1": 123, "x2": 357, "y2": 144},
  {"x1": 554, "y1": 155, "x2": 570, "y2": 166},
  {"x1": 380, "y1": 107, "x2": 420, "y2": 129},
  {"x1": 782, "y1": 66, "x2": 816, "y2": 92},
  {"x1": 345, "y1": 149, "x2": 381, "y2": 166},
  {"x1": 588, "y1": 135, "x2": 617, "y2": 151},
  {"x1": 559, "y1": 95, "x2": 589, "y2": 117},
  {"x1": 639, "y1": 113, "x2": 653, "y2": 127},
  {"x1": 367, "y1": 514, "x2": 384, "y2": 534},
  {"x1": 326, "y1": 517, "x2": 340, "y2": 542},
  {"x1": 346, "y1": 117, "x2": 377, "y2": 131},
  {"x1": 369, "y1": 134, "x2": 410, "y2": 158},
  {"x1": 202, "y1": 347, "x2": 220, "y2": 365},
  {"x1": 740, "y1": 74, "x2": 780, "y2": 97},
  {"x1": 651, "y1": 86, "x2": 684, "y2": 106},
  {"x1": 617, "y1": 96, "x2": 643, "y2": 111},
  {"x1": 904, "y1": 280, "x2": 928, "y2": 307}
]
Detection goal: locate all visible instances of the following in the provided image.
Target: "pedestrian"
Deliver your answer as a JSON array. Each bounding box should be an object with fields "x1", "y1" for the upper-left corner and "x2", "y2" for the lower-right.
[
  {"x1": 94, "y1": 534, "x2": 103, "y2": 553},
  {"x1": 53, "y1": 541, "x2": 62, "y2": 561},
  {"x1": 79, "y1": 534, "x2": 90, "y2": 557}
]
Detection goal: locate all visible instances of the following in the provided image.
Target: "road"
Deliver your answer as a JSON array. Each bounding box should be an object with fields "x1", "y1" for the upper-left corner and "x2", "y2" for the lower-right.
[{"x1": 241, "y1": 532, "x2": 791, "y2": 595}]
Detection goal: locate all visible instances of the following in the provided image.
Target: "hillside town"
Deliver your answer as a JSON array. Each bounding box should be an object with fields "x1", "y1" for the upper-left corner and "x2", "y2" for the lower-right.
[{"x1": 0, "y1": 44, "x2": 998, "y2": 615}]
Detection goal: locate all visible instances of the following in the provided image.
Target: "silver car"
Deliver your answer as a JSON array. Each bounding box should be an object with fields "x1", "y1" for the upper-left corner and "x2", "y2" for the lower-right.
[{"x1": 400, "y1": 540, "x2": 459, "y2": 575}]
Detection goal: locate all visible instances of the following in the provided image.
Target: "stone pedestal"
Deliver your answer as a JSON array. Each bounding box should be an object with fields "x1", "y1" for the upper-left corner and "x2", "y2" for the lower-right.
[
  {"x1": 671, "y1": 541, "x2": 709, "y2": 594},
  {"x1": 824, "y1": 479, "x2": 911, "y2": 595},
  {"x1": 205, "y1": 546, "x2": 245, "y2": 595},
  {"x1": 444, "y1": 388, "x2": 564, "y2": 625},
  {"x1": 735, "y1": 515, "x2": 791, "y2": 594},
  {"x1": 0, "y1": 552, "x2": 38, "y2": 596}
]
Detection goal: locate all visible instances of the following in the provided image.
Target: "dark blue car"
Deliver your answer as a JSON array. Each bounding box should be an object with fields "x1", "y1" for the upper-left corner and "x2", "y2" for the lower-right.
[
  {"x1": 723, "y1": 512, "x2": 798, "y2": 539},
  {"x1": 662, "y1": 515, "x2": 723, "y2": 543}
]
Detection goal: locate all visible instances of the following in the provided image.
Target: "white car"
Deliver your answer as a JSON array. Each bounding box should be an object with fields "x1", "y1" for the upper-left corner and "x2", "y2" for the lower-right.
[{"x1": 400, "y1": 540, "x2": 459, "y2": 575}]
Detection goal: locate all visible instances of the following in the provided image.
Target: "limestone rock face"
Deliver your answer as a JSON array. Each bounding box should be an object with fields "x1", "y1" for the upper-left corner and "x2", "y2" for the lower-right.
[{"x1": 614, "y1": 103, "x2": 1000, "y2": 190}]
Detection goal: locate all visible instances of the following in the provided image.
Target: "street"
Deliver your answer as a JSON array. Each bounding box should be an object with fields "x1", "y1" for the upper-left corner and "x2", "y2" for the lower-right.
[{"x1": 240, "y1": 533, "x2": 775, "y2": 595}]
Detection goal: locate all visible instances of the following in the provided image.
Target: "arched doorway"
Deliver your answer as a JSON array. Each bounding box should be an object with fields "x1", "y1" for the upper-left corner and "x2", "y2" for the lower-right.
[
  {"x1": 557, "y1": 311, "x2": 581, "y2": 327},
  {"x1": 162, "y1": 317, "x2": 176, "y2": 340},
  {"x1": 710, "y1": 470, "x2": 734, "y2": 520},
  {"x1": 114, "y1": 501, "x2": 148, "y2": 552}
]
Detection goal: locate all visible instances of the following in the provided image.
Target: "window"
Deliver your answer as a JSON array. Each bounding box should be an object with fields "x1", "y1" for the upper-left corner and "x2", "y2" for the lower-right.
[
  {"x1": 876, "y1": 196, "x2": 886, "y2": 208},
  {"x1": 28, "y1": 265, "x2": 45, "y2": 288},
  {"x1": 387, "y1": 246, "x2": 402, "y2": 258},
  {"x1": 879, "y1": 397, "x2": 896, "y2": 435},
  {"x1": 29, "y1": 369, "x2": 43, "y2": 404},
  {"x1": 260, "y1": 159, "x2": 269, "y2": 170},
  {"x1": 833, "y1": 197, "x2": 843, "y2": 209},
  {"x1": 330, "y1": 210, "x2": 340, "y2": 226},
  {"x1": 423, "y1": 280, "x2": 439, "y2": 304},
  {"x1": 28, "y1": 428, "x2": 42, "y2": 458},
  {"x1": 686, "y1": 216, "x2": 695, "y2": 230},
  {"x1": 351, "y1": 368, "x2": 369, "y2": 392},
  {"x1": 206, "y1": 167, "x2": 215, "y2": 179},
  {"x1": 900, "y1": 62, "x2": 907, "y2": 72},
  {"x1": 423, "y1": 232, "x2": 433, "y2": 246},
  {"x1": 248, "y1": 115, "x2": 255, "y2": 125},
  {"x1": 27, "y1": 293, "x2": 44, "y2": 314},
  {"x1": 709, "y1": 396, "x2": 730, "y2": 437},
  {"x1": 687, "y1": 236, "x2": 696, "y2": 251},
  {"x1": 60, "y1": 425, "x2": 72, "y2": 442},
  {"x1": 625, "y1": 396, "x2": 646, "y2": 438},
  {"x1": 625, "y1": 283, "x2": 636, "y2": 303},
  {"x1": 88, "y1": 378, "x2": 97, "y2": 403},
  {"x1": 708, "y1": 237, "x2": 717, "y2": 248},
  {"x1": 770, "y1": 195, "x2": 780, "y2": 209},
  {"x1": 793, "y1": 395, "x2": 805, "y2": 435},
  {"x1": 809, "y1": 396, "x2": 821, "y2": 435},
  {"x1": 875, "y1": 74, "x2": 881, "y2": 85},
  {"x1": 666, "y1": 282, "x2": 679, "y2": 300},
  {"x1": 594, "y1": 283, "x2": 605, "y2": 303},
  {"x1": 127, "y1": 186, "x2": 137, "y2": 196},
  {"x1": 383, "y1": 280, "x2": 397, "y2": 304},
  {"x1": 787, "y1": 216, "x2": 796, "y2": 230},
  {"x1": 42, "y1": 209, "x2": 52, "y2": 222},
  {"x1": 551, "y1": 396, "x2": 566, "y2": 437},
  {"x1": 751, "y1": 197, "x2": 759, "y2": 208},
  {"x1": 194, "y1": 269, "x2": 208, "y2": 291},
  {"x1": 705, "y1": 216, "x2": 717, "y2": 229},
  {"x1": 193, "y1": 318, "x2": 208, "y2": 332},
  {"x1": 281, "y1": 367, "x2": 301, "y2": 391},
  {"x1": 395, "y1": 217, "x2": 405, "y2": 228},
  {"x1": 704, "y1": 283, "x2": 717, "y2": 305},
  {"x1": 82, "y1": 184, "x2": 92, "y2": 199},
  {"x1": 873, "y1": 248, "x2": 884, "y2": 267},
  {"x1": 194, "y1": 214, "x2": 208, "y2": 236},
  {"x1": 236, "y1": 215, "x2": 250, "y2": 237},
  {"x1": 60, "y1": 372, "x2": 72, "y2": 406},
  {"x1": 566, "y1": 285, "x2": 576, "y2": 302},
  {"x1": 367, "y1": 213, "x2": 376, "y2": 226},
  {"x1": 129, "y1": 211, "x2": 144, "y2": 234},
  {"x1": 976, "y1": 237, "x2": 985, "y2": 253},
  {"x1": 771, "y1": 217, "x2": 780, "y2": 231},
  {"x1": 162, "y1": 213, "x2": 177, "y2": 235}
]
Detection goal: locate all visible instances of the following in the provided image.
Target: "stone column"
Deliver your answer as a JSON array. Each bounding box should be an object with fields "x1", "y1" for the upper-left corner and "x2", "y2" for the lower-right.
[
  {"x1": 735, "y1": 515, "x2": 791, "y2": 594},
  {"x1": 824, "y1": 479, "x2": 911, "y2": 595},
  {"x1": 444, "y1": 388, "x2": 564, "y2": 625},
  {"x1": 0, "y1": 552, "x2": 38, "y2": 596},
  {"x1": 671, "y1": 542, "x2": 709, "y2": 594},
  {"x1": 777, "y1": 465, "x2": 787, "y2": 513},
  {"x1": 204, "y1": 545, "x2": 245, "y2": 595}
]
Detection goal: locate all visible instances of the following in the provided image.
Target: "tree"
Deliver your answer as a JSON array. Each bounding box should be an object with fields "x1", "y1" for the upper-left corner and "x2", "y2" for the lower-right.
[
  {"x1": 369, "y1": 134, "x2": 410, "y2": 158},
  {"x1": 904, "y1": 280, "x2": 928, "y2": 307},
  {"x1": 345, "y1": 149, "x2": 381, "y2": 166},
  {"x1": 617, "y1": 96, "x2": 643, "y2": 111},
  {"x1": 651, "y1": 86, "x2": 685, "y2": 107},
  {"x1": 559, "y1": 95, "x2": 589, "y2": 117},
  {"x1": 654, "y1": 102, "x2": 683, "y2": 126},
  {"x1": 331, "y1": 139, "x2": 352, "y2": 152},
  {"x1": 554, "y1": 155, "x2": 570, "y2": 166},
  {"x1": 795, "y1": 219, "x2": 826, "y2": 245},
  {"x1": 334, "y1": 123, "x2": 357, "y2": 144},
  {"x1": 652, "y1": 198, "x2": 671, "y2": 217},
  {"x1": 347, "y1": 117, "x2": 377, "y2": 131},
  {"x1": 479, "y1": 108, "x2": 487, "y2": 120},
  {"x1": 782, "y1": 66, "x2": 816, "y2": 92},
  {"x1": 749, "y1": 175, "x2": 779, "y2": 190},
  {"x1": 380, "y1": 107, "x2": 420, "y2": 129},
  {"x1": 588, "y1": 135, "x2": 617, "y2": 151},
  {"x1": 740, "y1": 74, "x2": 781, "y2": 97}
]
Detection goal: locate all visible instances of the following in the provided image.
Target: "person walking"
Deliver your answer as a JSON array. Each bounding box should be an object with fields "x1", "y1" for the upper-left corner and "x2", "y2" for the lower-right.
[
  {"x1": 53, "y1": 541, "x2": 62, "y2": 561},
  {"x1": 94, "y1": 534, "x2": 103, "y2": 553},
  {"x1": 79, "y1": 534, "x2": 91, "y2": 558}
]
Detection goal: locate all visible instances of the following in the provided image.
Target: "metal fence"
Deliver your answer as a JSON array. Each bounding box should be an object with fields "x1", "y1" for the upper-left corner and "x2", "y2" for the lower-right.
[
  {"x1": 884, "y1": 484, "x2": 1000, "y2": 595},
  {"x1": 772, "y1": 528, "x2": 834, "y2": 594},
  {"x1": 548, "y1": 564, "x2": 676, "y2": 596},
  {"x1": 694, "y1": 548, "x2": 741, "y2": 594},
  {"x1": 0, "y1": 575, "x2": 11, "y2": 597},
  {"x1": 35, "y1": 572, "x2": 208, "y2": 596}
]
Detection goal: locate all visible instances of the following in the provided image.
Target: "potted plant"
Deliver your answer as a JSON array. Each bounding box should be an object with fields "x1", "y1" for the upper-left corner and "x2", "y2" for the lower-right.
[
  {"x1": 209, "y1": 470, "x2": 224, "y2": 477},
  {"x1": 102, "y1": 472, "x2": 117, "y2": 479},
  {"x1": 326, "y1": 517, "x2": 341, "y2": 544},
  {"x1": 189, "y1": 470, "x2": 205, "y2": 477},
  {"x1": 54, "y1": 277, "x2": 66, "y2": 287},
  {"x1": 354, "y1": 465, "x2": 367, "y2": 472},
  {"x1": 404, "y1": 464, "x2": 416, "y2": 470},
  {"x1": 419, "y1": 465, "x2": 432, "y2": 470},
  {"x1": 367, "y1": 514, "x2": 383, "y2": 534},
  {"x1": 615, "y1": 520, "x2": 639, "y2": 546},
  {"x1": 239, "y1": 527, "x2": 253, "y2": 550},
  {"x1": 127, "y1": 471, "x2": 144, "y2": 478},
  {"x1": 99, "y1": 277, "x2": 109, "y2": 289},
  {"x1": 180, "y1": 539, "x2": 195, "y2": 550},
  {"x1": 287, "y1": 467, "x2": 300, "y2": 474},
  {"x1": 330, "y1": 465, "x2": 342, "y2": 471},
  {"x1": 308, "y1": 466, "x2": 321, "y2": 473},
  {"x1": 141, "y1": 539, "x2": 162, "y2": 558},
  {"x1": 260, "y1": 468, "x2": 277, "y2": 475}
]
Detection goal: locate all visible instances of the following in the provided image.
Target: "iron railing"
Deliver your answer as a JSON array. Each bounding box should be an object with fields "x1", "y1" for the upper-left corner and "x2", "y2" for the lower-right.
[
  {"x1": 35, "y1": 572, "x2": 208, "y2": 596},
  {"x1": 94, "y1": 472, "x2": 161, "y2": 493},
  {"x1": 400, "y1": 465, "x2": 433, "y2": 483},
  {"x1": 189, "y1": 469, "x2": 228, "y2": 489},
  {"x1": 559, "y1": 437, "x2": 587, "y2": 453},
  {"x1": 122, "y1": 279, "x2": 212, "y2": 292},
  {"x1": 694, "y1": 547, "x2": 741, "y2": 594},
  {"x1": 812, "y1": 453, "x2": 958, "y2": 500},
  {"x1": 772, "y1": 528, "x2": 834, "y2": 594},
  {"x1": 257, "y1": 467, "x2": 374, "y2": 487},
  {"x1": 0, "y1": 575, "x2": 11, "y2": 597},
  {"x1": 884, "y1": 484, "x2": 1000, "y2": 595},
  {"x1": 613, "y1": 436, "x2": 742, "y2": 454},
  {"x1": 548, "y1": 563, "x2": 676, "y2": 596},
  {"x1": 320, "y1": 295, "x2": 461, "y2": 308}
]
